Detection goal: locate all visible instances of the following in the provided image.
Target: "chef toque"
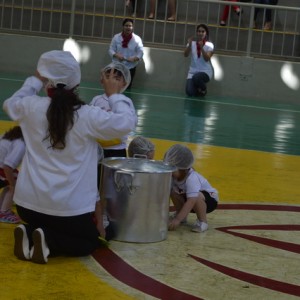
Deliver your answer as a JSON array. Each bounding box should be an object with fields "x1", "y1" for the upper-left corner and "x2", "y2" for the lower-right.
[{"x1": 37, "y1": 50, "x2": 81, "y2": 90}]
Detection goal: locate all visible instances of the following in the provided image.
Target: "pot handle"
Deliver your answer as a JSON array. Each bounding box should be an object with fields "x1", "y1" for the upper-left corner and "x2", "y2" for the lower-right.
[{"x1": 114, "y1": 170, "x2": 138, "y2": 194}]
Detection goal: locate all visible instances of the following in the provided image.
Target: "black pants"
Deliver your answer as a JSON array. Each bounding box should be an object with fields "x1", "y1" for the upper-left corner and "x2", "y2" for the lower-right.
[
  {"x1": 17, "y1": 205, "x2": 102, "y2": 257},
  {"x1": 127, "y1": 67, "x2": 136, "y2": 90}
]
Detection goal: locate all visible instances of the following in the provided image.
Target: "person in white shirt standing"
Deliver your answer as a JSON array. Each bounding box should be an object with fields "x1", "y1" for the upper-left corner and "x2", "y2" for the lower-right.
[
  {"x1": 90, "y1": 62, "x2": 137, "y2": 227},
  {"x1": 109, "y1": 18, "x2": 144, "y2": 90},
  {"x1": 3, "y1": 50, "x2": 136, "y2": 264},
  {"x1": 90, "y1": 62, "x2": 137, "y2": 234},
  {"x1": 90, "y1": 62, "x2": 136, "y2": 162},
  {"x1": 184, "y1": 24, "x2": 214, "y2": 97}
]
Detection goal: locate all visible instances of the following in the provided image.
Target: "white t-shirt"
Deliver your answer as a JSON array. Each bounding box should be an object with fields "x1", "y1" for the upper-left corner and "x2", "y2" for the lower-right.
[
  {"x1": 90, "y1": 93, "x2": 137, "y2": 150},
  {"x1": 3, "y1": 76, "x2": 137, "y2": 217},
  {"x1": 187, "y1": 41, "x2": 214, "y2": 80},
  {"x1": 172, "y1": 168, "x2": 218, "y2": 201},
  {"x1": 0, "y1": 138, "x2": 25, "y2": 169}
]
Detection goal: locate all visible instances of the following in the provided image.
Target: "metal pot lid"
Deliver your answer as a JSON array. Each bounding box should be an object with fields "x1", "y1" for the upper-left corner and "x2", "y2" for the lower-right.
[{"x1": 101, "y1": 157, "x2": 176, "y2": 173}]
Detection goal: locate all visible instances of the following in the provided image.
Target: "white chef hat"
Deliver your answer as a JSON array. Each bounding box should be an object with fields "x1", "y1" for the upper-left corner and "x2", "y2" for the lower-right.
[
  {"x1": 37, "y1": 50, "x2": 81, "y2": 90},
  {"x1": 101, "y1": 62, "x2": 131, "y2": 93}
]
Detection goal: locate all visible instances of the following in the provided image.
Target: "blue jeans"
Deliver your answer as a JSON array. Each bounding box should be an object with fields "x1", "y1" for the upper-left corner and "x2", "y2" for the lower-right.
[{"x1": 185, "y1": 72, "x2": 210, "y2": 97}]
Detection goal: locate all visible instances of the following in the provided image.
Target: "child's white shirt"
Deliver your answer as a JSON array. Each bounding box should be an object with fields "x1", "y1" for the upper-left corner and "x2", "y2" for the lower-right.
[
  {"x1": 172, "y1": 168, "x2": 218, "y2": 201},
  {"x1": 90, "y1": 93, "x2": 137, "y2": 150}
]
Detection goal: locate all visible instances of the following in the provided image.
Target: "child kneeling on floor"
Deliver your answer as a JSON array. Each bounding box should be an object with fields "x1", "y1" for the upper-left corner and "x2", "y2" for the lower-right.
[{"x1": 163, "y1": 144, "x2": 219, "y2": 232}]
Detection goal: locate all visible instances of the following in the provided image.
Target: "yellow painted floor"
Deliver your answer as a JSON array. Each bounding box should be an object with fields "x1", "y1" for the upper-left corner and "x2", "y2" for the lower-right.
[{"x1": 1, "y1": 125, "x2": 300, "y2": 299}]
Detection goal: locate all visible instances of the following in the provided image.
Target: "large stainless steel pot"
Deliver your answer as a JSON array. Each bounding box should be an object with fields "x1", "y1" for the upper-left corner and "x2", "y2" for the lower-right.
[{"x1": 100, "y1": 157, "x2": 176, "y2": 243}]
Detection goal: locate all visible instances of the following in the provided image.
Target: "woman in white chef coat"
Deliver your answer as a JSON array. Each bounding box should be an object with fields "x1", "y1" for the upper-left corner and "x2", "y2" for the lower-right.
[{"x1": 3, "y1": 50, "x2": 136, "y2": 264}]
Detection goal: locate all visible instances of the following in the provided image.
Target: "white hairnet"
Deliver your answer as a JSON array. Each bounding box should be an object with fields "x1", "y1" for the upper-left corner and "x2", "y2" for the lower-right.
[
  {"x1": 128, "y1": 136, "x2": 155, "y2": 158},
  {"x1": 102, "y1": 62, "x2": 131, "y2": 93},
  {"x1": 163, "y1": 144, "x2": 194, "y2": 169},
  {"x1": 37, "y1": 50, "x2": 81, "y2": 90}
]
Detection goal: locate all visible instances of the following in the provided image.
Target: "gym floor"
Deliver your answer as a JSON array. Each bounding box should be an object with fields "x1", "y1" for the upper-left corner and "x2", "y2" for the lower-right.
[{"x1": 0, "y1": 74, "x2": 300, "y2": 299}]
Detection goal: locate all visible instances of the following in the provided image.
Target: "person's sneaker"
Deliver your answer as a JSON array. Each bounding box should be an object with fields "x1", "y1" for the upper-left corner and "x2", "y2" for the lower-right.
[
  {"x1": 220, "y1": 21, "x2": 226, "y2": 26},
  {"x1": 0, "y1": 210, "x2": 21, "y2": 224},
  {"x1": 191, "y1": 220, "x2": 208, "y2": 233},
  {"x1": 30, "y1": 228, "x2": 50, "y2": 264},
  {"x1": 169, "y1": 212, "x2": 187, "y2": 224},
  {"x1": 14, "y1": 224, "x2": 30, "y2": 260}
]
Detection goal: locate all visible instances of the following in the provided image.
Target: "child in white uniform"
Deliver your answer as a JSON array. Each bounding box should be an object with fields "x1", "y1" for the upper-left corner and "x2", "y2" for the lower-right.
[
  {"x1": 90, "y1": 62, "x2": 137, "y2": 188},
  {"x1": 91, "y1": 63, "x2": 137, "y2": 235},
  {"x1": 163, "y1": 144, "x2": 218, "y2": 232},
  {"x1": 90, "y1": 62, "x2": 136, "y2": 159},
  {"x1": 128, "y1": 136, "x2": 155, "y2": 159},
  {"x1": 0, "y1": 126, "x2": 25, "y2": 223}
]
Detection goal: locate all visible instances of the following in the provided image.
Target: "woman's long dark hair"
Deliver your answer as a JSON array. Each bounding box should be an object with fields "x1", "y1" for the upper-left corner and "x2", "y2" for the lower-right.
[
  {"x1": 45, "y1": 84, "x2": 85, "y2": 149},
  {"x1": 197, "y1": 23, "x2": 210, "y2": 40},
  {"x1": 2, "y1": 126, "x2": 23, "y2": 141}
]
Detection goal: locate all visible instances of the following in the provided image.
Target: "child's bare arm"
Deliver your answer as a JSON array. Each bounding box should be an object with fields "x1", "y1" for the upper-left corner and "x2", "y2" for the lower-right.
[
  {"x1": 169, "y1": 197, "x2": 197, "y2": 230},
  {"x1": 176, "y1": 197, "x2": 197, "y2": 222}
]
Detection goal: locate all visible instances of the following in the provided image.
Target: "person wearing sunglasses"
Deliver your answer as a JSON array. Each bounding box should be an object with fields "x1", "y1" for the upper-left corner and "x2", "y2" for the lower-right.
[{"x1": 184, "y1": 24, "x2": 214, "y2": 97}]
